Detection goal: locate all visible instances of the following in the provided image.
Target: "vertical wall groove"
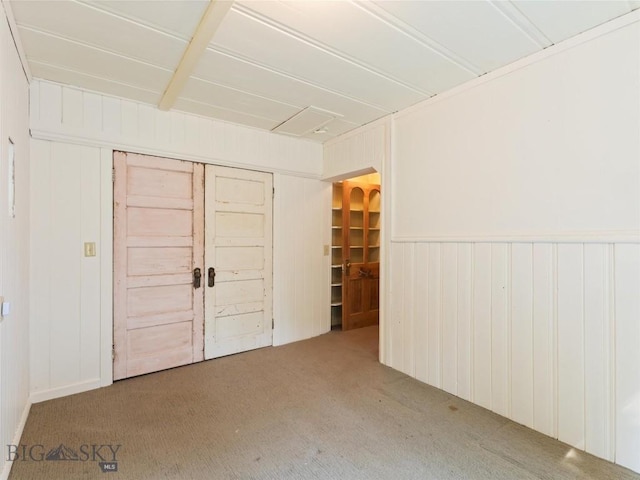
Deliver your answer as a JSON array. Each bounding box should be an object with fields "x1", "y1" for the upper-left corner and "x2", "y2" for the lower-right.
[
  {"x1": 607, "y1": 244, "x2": 616, "y2": 462},
  {"x1": 552, "y1": 243, "x2": 559, "y2": 439}
]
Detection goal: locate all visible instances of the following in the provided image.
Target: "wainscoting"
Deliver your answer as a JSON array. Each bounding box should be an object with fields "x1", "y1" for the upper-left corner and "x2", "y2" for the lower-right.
[{"x1": 385, "y1": 241, "x2": 639, "y2": 470}]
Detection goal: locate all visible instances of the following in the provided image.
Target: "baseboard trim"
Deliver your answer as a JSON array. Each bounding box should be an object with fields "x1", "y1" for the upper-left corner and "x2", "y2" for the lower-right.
[
  {"x1": 0, "y1": 399, "x2": 32, "y2": 480},
  {"x1": 29, "y1": 378, "x2": 102, "y2": 404}
]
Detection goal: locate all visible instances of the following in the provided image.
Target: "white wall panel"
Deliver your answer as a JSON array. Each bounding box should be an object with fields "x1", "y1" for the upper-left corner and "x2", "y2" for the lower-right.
[
  {"x1": 557, "y1": 244, "x2": 585, "y2": 449},
  {"x1": 427, "y1": 243, "x2": 442, "y2": 388},
  {"x1": 272, "y1": 174, "x2": 330, "y2": 346},
  {"x1": 583, "y1": 244, "x2": 611, "y2": 460},
  {"x1": 491, "y1": 244, "x2": 509, "y2": 418},
  {"x1": 30, "y1": 141, "x2": 105, "y2": 400},
  {"x1": 388, "y1": 242, "x2": 405, "y2": 372},
  {"x1": 456, "y1": 244, "x2": 472, "y2": 401},
  {"x1": 511, "y1": 243, "x2": 534, "y2": 429},
  {"x1": 30, "y1": 79, "x2": 323, "y2": 178},
  {"x1": 399, "y1": 244, "x2": 414, "y2": 376},
  {"x1": 472, "y1": 243, "x2": 492, "y2": 410},
  {"x1": 532, "y1": 244, "x2": 555, "y2": 437},
  {"x1": 322, "y1": 119, "x2": 387, "y2": 181},
  {"x1": 0, "y1": 7, "x2": 31, "y2": 479},
  {"x1": 392, "y1": 22, "x2": 640, "y2": 241},
  {"x1": 614, "y1": 244, "x2": 640, "y2": 472},
  {"x1": 414, "y1": 243, "x2": 429, "y2": 384},
  {"x1": 385, "y1": 239, "x2": 637, "y2": 471},
  {"x1": 441, "y1": 243, "x2": 458, "y2": 395},
  {"x1": 322, "y1": 11, "x2": 640, "y2": 476}
]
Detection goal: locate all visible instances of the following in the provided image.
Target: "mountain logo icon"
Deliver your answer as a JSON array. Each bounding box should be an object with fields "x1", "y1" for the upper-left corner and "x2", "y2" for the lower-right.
[{"x1": 45, "y1": 444, "x2": 80, "y2": 461}]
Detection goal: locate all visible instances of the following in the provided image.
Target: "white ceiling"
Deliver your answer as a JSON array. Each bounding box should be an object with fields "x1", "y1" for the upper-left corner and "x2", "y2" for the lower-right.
[{"x1": 9, "y1": 0, "x2": 640, "y2": 143}]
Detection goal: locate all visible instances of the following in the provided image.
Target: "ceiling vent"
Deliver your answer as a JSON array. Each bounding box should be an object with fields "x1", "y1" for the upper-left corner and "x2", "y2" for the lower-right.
[{"x1": 272, "y1": 106, "x2": 341, "y2": 137}]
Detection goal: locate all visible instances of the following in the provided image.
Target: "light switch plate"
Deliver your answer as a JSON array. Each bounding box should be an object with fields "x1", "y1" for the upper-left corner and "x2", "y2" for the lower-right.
[
  {"x1": 323, "y1": 245, "x2": 330, "y2": 256},
  {"x1": 1, "y1": 301, "x2": 10, "y2": 316},
  {"x1": 84, "y1": 242, "x2": 96, "y2": 257}
]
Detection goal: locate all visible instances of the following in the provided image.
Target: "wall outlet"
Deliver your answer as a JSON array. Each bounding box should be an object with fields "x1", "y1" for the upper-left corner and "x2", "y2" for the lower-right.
[
  {"x1": 1, "y1": 301, "x2": 9, "y2": 317},
  {"x1": 323, "y1": 244, "x2": 330, "y2": 256}
]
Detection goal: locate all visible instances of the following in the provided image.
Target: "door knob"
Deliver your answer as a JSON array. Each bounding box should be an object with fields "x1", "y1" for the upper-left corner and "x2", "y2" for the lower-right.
[
  {"x1": 208, "y1": 267, "x2": 216, "y2": 287},
  {"x1": 193, "y1": 268, "x2": 202, "y2": 289}
]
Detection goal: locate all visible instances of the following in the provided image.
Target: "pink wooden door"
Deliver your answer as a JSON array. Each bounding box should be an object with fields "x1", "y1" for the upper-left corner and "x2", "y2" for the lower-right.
[{"x1": 113, "y1": 151, "x2": 204, "y2": 380}]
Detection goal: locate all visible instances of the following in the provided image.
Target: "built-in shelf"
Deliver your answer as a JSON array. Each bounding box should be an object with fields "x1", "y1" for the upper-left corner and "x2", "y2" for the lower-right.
[{"x1": 331, "y1": 180, "x2": 380, "y2": 329}]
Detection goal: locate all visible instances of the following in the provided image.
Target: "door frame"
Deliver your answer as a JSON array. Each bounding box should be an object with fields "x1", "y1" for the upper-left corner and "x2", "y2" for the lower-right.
[{"x1": 323, "y1": 165, "x2": 388, "y2": 363}]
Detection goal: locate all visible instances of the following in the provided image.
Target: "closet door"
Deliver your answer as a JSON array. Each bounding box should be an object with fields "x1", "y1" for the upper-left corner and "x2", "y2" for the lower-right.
[
  {"x1": 113, "y1": 152, "x2": 204, "y2": 380},
  {"x1": 204, "y1": 166, "x2": 273, "y2": 359}
]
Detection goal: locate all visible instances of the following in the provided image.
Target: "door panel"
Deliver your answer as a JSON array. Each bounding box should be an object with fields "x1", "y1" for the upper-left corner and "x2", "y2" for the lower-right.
[
  {"x1": 204, "y1": 165, "x2": 273, "y2": 359},
  {"x1": 342, "y1": 181, "x2": 380, "y2": 330},
  {"x1": 113, "y1": 151, "x2": 204, "y2": 380},
  {"x1": 127, "y1": 208, "x2": 193, "y2": 236},
  {"x1": 128, "y1": 247, "x2": 192, "y2": 276},
  {"x1": 215, "y1": 211, "x2": 265, "y2": 237}
]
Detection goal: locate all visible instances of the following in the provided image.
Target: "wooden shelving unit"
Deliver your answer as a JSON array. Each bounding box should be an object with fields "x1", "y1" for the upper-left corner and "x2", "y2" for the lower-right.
[
  {"x1": 331, "y1": 184, "x2": 344, "y2": 327},
  {"x1": 331, "y1": 180, "x2": 381, "y2": 330}
]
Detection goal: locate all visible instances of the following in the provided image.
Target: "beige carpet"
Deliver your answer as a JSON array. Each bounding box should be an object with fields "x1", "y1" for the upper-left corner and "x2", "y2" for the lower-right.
[{"x1": 10, "y1": 326, "x2": 640, "y2": 480}]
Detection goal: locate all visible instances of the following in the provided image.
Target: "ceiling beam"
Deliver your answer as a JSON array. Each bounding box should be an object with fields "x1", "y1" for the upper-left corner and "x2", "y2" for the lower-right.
[{"x1": 158, "y1": 0, "x2": 233, "y2": 111}]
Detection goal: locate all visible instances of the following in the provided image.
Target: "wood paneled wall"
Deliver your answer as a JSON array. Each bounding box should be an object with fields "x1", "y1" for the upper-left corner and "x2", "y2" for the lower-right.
[
  {"x1": 0, "y1": 7, "x2": 31, "y2": 480},
  {"x1": 29, "y1": 141, "x2": 110, "y2": 401},
  {"x1": 273, "y1": 174, "x2": 331, "y2": 345},
  {"x1": 322, "y1": 118, "x2": 388, "y2": 181},
  {"x1": 386, "y1": 241, "x2": 640, "y2": 470},
  {"x1": 29, "y1": 80, "x2": 328, "y2": 403},
  {"x1": 30, "y1": 80, "x2": 323, "y2": 178},
  {"x1": 323, "y1": 15, "x2": 640, "y2": 474}
]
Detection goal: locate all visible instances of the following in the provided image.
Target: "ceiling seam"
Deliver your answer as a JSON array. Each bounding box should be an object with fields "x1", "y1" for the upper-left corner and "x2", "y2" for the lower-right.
[
  {"x1": 189, "y1": 72, "x2": 380, "y2": 126},
  {"x1": 72, "y1": 0, "x2": 191, "y2": 43},
  {"x1": 28, "y1": 59, "x2": 163, "y2": 94},
  {"x1": 352, "y1": 0, "x2": 482, "y2": 76},
  {"x1": 202, "y1": 45, "x2": 390, "y2": 115},
  {"x1": 230, "y1": 3, "x2": 434, "y2": 98},
  {"x1": 174, "y1": 97, "x2": 288, "y2": 124},
  {"x1": 490, "y1": 1, "x2": 553, "y2": 49},
  {"x1": 17, "y1": 24, "x2": 176, "y2": 73},
  {"x1": 187, "y1": 75, "x2": 311, "y2": 111},
  {"x1": 208, "y1": 44, "x2": 395, "y2": 114}
]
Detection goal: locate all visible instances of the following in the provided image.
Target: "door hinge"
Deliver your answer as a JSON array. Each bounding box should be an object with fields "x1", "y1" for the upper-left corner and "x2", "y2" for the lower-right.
[
  {"x1": 112, "y1": 168, "x2": 116, "y2": 183},
  {"x1": 272, "y1": 187, "x2": 275, "y2": 199},
  {"x1": 272, "y1": 318, "x2": 274, "y2": 330},
  {"x1": 112, "y1": 345, "x2": 115, "y2": 360}
]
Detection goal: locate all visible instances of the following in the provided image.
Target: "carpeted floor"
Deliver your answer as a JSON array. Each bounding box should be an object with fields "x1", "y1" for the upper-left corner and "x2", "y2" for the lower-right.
[{"x1": 10, "y1": 326, "x2": 640, "y2": 479}]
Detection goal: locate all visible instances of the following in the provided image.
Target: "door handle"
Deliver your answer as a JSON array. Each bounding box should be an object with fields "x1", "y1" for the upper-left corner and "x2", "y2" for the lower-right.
[
  {"x1": 344, "y1": 259, "x2": 351, "y2": 276},
  {"x1": 193, "y1": 268, "x2": 202, "y2": 289},
  {"x1": 208, "y1": 267, "x2": 216, "y2": 287}
]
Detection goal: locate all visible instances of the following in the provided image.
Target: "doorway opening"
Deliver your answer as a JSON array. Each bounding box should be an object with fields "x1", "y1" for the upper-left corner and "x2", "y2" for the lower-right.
[{"x1": 330, "y1": 172, "x2": 381, "y2": 331}]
